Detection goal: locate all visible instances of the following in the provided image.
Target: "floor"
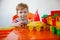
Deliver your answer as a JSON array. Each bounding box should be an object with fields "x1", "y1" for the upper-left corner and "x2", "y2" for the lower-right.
[{"x1": 0, "y1": 28, "x2": 60, "y2": 40}]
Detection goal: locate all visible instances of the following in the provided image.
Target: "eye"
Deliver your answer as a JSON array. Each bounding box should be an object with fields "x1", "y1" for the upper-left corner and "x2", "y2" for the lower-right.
[
  {"x1": 20, "y1": 12, "x2": 22, "y2": 14},
  {"x1": 24, "y1": 11, "x2": 27, "y2": 13}
]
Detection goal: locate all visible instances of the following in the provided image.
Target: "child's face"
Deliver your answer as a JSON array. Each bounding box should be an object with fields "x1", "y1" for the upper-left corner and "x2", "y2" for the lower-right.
[{"x1": 17, "y1": 8, "x2": 28, "y2": 20}]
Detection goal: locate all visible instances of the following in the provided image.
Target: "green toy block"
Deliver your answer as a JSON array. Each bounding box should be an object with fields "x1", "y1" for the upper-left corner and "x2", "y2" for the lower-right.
[
  {"x1": 52, "y1": 14, "x2": 58, "y2": 18},
  {"x1": 57, "y1": 29, "x2": 60, "y2": 37},
  {"x1": 42, "y1": 15, "x2": 48, "y2": 18},
  {"x1": 51, "y1": 26, "x2": 56, "y2": 34}
]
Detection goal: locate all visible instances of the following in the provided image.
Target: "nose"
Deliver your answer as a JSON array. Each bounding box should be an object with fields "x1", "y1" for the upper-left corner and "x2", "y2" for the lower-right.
[
  {"x1": 21, "y1": 13, "x2": 26, "y2": 18},
  {"x1": 22, "y1": 13, "x2": 25, "y2": 16}
]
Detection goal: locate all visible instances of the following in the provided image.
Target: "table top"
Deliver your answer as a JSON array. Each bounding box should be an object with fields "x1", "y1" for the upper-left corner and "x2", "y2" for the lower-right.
[{"x1": 1, "y1": 28, "x2": 60, "y2": 40}]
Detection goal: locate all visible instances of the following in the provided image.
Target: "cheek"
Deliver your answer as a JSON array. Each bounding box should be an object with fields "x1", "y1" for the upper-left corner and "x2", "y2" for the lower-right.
[{"x1": 24, "y1": 13, "x2": 27, "y2": 15}]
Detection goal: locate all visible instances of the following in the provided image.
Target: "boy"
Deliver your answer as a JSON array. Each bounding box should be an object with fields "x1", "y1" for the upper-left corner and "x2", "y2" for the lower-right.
[{"x1": 12, "y1": 3, "x2": 29, "y2": 28}]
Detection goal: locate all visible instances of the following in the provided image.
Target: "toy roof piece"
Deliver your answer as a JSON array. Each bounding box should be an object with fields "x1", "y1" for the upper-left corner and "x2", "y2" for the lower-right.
[
  {"x1": 34, "y1": 10, "x2": 40, "y2": 21},
  {"x1": 42, "y1": 14, "x2": 48, "y2": 18},
  {"x1": 52, "y1": 13, "x2": 58, "y2": 18}
]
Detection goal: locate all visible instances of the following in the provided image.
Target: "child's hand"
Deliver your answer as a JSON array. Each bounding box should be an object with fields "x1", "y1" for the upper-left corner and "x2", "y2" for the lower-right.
[
  {"x1": 12, "y1": 19, "x2": 27, "y2": 28},
  {"x1": 12, "y1": 21, "x2": 23, "y2": 27},
  {"x1": 17, "y1": 21, "x2": 24, "y2": 26}
]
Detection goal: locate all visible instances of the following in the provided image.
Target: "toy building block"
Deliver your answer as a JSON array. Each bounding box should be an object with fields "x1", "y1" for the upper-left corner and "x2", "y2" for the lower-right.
[
  {"x1": 51, "y1": 11, "x2": 60, "y2": 16},
  {"x1": 45, "y1": 15, "x2": 52, "y2": 30},
  {"x1": 56, "y1": 16, "x2": 60, "y2": 28},
  {"x1": 51, "y1": 26, "x2": 57, "y2": 34},
  {"x1": 34, "y1": 10, "x2": 40, "y2": 21},
  {"x1": 56, "y1": 16, "x2": 60, "y2": 37},
  {"x1": 47, "y1": 15, "x2": 52, "y2": 25},
  {"x1": 50, "y1": 26, "x2": 53, "y2": 32},
  {"x1": 42, "y1": 18, "x2": 47, "y2": 23},
  {"x1": 27, "y1": 21, "x2": 44, "y2": 31},
  {"x1": 42, "y1": 14, "x2": 49, "y2": 30},
  {"x1": 42, "y1": 14, "x2": 48, "y2": 23},
  {"x1": 52, "y1": 14, "x2": 58, "y2": 27},
  {"x1": 57, "y1": 29, "x2": 60, "y2": 37}
]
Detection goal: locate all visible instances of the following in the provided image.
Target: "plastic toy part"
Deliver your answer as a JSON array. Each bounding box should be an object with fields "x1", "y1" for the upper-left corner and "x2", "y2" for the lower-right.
[
  {"x1": 52, "y1": 14, "x2": 58, "y2": 26},
  {"x1": 47, "y1": 16, "x2": 52, "y2": 25},
  {"x1": 51, "y1": 26, "x2": 56, "y2": 34},
  {"x1": 42, "y1": 15, "x2": 48, "y2": 18},
  {"x1": 34, "y1": 10, "x2": 40, "y2": 21},
  {"x1": 36, "y1": 26, "x2": 41, "y2": 31},
  {"x1": 27, "y1": 21, "x2": 43, "y2": 31},
  {"x1": 50, "y1": 26, "x2": 52, "y2": 32},
  {"x1": 52, "y1": 14, "x2": 58, "y2": 18},
  {"x1": 57, "y1": 29, "x2": 60, "y2": 37},
  {"x1": 29, "y1": 26, "x2": 33, "y2": 30},
  {"x1": 42, "y1": 18, "x2": 47, "y2": 23},
  {"x1": 56, "y1": 22, "x2": 60, "y2": 28},
  {"x1": 42, "y1": 14, "x2": 48, "y2": 23},
  {"x1": 52, "y1": 18, "x2": 56, "y2": 26}
]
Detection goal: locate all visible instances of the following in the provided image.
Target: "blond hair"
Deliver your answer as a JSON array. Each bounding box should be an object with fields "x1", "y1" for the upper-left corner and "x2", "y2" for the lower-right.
[{"x1": 16, "y1": 3, "x2": 28, "y2": 11}]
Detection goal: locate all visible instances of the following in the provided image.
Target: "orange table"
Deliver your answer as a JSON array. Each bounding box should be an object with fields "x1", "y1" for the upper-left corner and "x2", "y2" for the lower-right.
[{"x1": 1, "y1": 28, "x2": 60, "y2": 40}]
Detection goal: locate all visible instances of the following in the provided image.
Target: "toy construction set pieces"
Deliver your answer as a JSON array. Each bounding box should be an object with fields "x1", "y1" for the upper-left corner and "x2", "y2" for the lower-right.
[{"x1": 27, "y1": 21, "x2": 44, "y2": 31}]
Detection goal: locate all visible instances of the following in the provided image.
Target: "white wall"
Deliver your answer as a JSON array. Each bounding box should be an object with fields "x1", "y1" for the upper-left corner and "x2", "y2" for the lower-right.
[{"x1": 0, "y1": 0, "x2": 60, "y2": 27}]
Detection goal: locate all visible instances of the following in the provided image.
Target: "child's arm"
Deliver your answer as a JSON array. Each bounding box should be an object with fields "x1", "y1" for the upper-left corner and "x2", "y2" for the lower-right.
[
  {"x1": 12, "y1": 18, "x2": 22, "y2": 27},
  {"x1": 12, "y1": 18, "x2": 28, "y2": 28}
]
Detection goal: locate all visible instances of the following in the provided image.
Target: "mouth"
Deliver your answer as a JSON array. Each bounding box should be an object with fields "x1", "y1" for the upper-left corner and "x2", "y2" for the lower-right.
[{"x1": 21, "y1": 18, "x2": 25, "y2": 20}]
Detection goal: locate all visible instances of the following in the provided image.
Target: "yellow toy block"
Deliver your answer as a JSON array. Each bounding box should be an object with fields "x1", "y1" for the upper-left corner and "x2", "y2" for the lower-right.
[
  {"x1": 56, "y1": 16, "x2": 60, "y2": 29},
  {"x1": 29, "y1": 26, "x2": 33, "y2": 30},
  {"x1": 47, "y1": 16, "x2": 52, "y2": 25},
  {"x1": 56, "y1": 21, "x2": 60, "y2": 29},
  {"x1": 27, "y1": 21, "x2": 44, "y2": 31},
  {"x1": 50, "y1": 26, "x2": 53, "y2": 31},
  {"x1": 36, "y1": 26, "x2": 41, "y2": 31}
]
